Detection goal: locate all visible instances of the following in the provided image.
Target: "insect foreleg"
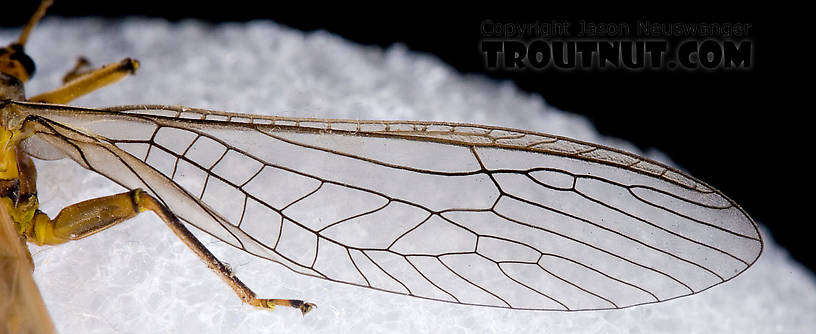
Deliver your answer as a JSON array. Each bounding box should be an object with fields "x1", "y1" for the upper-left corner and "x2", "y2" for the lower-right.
[{"x1": 27, "y1": 58, "x2": 140, "y2": 104}]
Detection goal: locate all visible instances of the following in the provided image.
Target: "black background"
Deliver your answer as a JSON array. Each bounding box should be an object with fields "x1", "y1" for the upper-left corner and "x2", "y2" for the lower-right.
[{"x1": 5, "y1": 3, "x2": 802, "y2": 272}]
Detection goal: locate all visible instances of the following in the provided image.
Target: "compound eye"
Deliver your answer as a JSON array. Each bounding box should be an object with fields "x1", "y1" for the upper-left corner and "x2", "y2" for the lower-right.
[{"x1": 0, "y1": 43, "x2": 36, "y2": 82}]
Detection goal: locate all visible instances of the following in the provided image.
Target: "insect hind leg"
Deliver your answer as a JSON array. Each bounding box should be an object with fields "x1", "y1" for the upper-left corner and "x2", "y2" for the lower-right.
[
  {"x1": 26, "y1": 189, "x2": 146, "y2": 246},
  {"x1": 27, "y1": 189, "x2": 315, "y2": 315},
  {"x1": 136, "y1": 192, "x2": 317, "y2": 316}
]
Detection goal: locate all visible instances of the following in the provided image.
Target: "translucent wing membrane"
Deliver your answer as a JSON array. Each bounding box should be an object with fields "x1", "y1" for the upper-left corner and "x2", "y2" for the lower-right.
[{"x1": 17, "y1": 101, "x2": 762, "y2": 311}]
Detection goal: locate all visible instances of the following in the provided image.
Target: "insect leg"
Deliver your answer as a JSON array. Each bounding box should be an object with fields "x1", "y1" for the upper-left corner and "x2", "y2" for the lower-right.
[
  {"x1": 26, "y1": 190, "x2": 149, "y2": 245},
  {"x1": 26, "y1": 189, "x2": 315, "y2": 315},
  {"x1": 60, "y1": 57, "x2": 93, "y2": 84},
  {"x1": 135, "y1": 192, "x2": 317, "y2": 316},
  {"x1": 27, "y1": 58, "x2": 140, "y2": 104}
]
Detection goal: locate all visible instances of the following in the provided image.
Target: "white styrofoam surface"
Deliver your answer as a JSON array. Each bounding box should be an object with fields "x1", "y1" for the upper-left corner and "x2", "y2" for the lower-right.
[{"x1": 1, "y1": 17, "x2": 814, "y2": 333}]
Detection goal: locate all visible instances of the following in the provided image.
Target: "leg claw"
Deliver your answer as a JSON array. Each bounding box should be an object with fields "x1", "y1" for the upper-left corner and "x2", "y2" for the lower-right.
[
  {"x1": 298, "y1": 302, "x2": 316, "y2": 316},
  {"x1": 252, "y1": 299, "x2": 316, "y2": 316}
]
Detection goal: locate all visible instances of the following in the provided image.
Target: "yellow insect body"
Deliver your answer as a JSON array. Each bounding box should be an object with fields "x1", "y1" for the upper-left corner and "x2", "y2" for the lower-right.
[{"x1": 0, "y1": 201, "x2": 57, "y2": 334}]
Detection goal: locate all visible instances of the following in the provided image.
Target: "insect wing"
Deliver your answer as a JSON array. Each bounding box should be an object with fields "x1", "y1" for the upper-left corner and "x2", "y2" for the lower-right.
[{"x1": 21, "y1": 102, "x2": 762, "y2": 311}]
